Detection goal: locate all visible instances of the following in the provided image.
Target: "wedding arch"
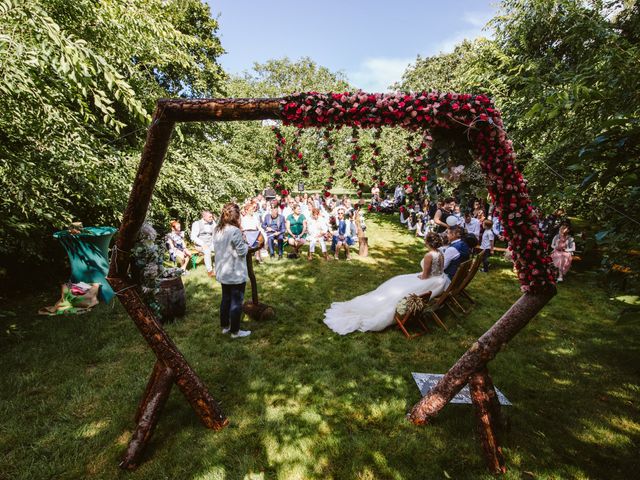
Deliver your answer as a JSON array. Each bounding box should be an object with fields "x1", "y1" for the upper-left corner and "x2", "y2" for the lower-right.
[{"x1": 107, "y1": 92, "x2": 557, "y2": 473}]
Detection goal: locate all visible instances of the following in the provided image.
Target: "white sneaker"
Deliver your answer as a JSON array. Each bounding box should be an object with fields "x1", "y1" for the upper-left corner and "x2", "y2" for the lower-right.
[
  {"x1": 557, "y1": 276, "x2": 563, "y2": 282},
  {"x1": 221, "y1": 327, "x2": 230, "y2": 334},
  {"x1": 230, "y1": 330, "x2": 251, "y2": 339}
]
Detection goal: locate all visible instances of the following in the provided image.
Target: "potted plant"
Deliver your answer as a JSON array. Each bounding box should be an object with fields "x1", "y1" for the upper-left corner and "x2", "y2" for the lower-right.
[{"x1": 131, "y1": 222, "x2": 185, "y2": 323}]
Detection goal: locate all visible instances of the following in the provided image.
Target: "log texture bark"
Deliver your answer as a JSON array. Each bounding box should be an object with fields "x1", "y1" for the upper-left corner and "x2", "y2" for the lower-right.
[
  {"x1": 109, "y1": 106, "x2": 175, "y2": 277},
  {"x1": 469, "y1": 369, "x2": 506, "y2": 474},
  {"x1": 409, "y1": 287, "x2": 555, "y2": 424},
  {"x1": 159, "y1": 98, "x2": 282, "y2": 123},
  {"x1": 120, "y1": 362, "x2": 175, "y2": 470},
  {"x1": 354, "y1": 208, "x2": 368, "y2": 257},
  {"x1": 110, "y1": 277, "x2": 228, "y2": 430}
]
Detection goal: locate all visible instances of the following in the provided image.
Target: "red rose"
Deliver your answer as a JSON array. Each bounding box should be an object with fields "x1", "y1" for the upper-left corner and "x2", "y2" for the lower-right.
[
  {"x1": 324, "y1": 191, "x2": 331, "y2": 198},
  {"x1": 281, "y1": 189, "x2": 288, "y2": 196},
  {"x1": 297, "y1": 152, "x2": 303, "y2": 159}
]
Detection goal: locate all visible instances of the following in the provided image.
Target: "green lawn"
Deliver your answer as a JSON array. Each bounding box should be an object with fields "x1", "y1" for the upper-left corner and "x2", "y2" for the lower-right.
[{"x1": 1, "y1": 216, "x2": 638, "y2": 480}]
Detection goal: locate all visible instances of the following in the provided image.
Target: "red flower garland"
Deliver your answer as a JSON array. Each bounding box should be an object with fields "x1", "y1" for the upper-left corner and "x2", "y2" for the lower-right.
[
  {"x1": 279, "y1": 91, "x2": 554, "y2": 292},
  {"x1": 290, "y1": 128, "x2": 308, "y2": 178},
  {"x1": 271, "y1": 126, "x2": 289, "y2": 196},
  {"x1": 370, "y1": 128, "x2": 384, "y2": 189},
  {"x1": 404, "y1": 131, "x2": 432, "y2": 204},
  {"x1": 321, "y1": 129, "x2": 336, "y2": 198},
  {"x1": 346, "y1": 126, "x2": 365, "y2": 198}
]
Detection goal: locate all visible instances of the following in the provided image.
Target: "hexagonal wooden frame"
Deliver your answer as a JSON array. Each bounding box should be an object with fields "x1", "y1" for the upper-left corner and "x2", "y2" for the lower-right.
[{"x1": 108, "y1": 97, "x2": 555, "y2": 473}]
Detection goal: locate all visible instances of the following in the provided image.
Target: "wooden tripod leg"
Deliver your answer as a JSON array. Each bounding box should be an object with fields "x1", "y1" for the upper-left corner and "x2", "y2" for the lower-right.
[
  {"x1": 135, "y1": 360, "x2": 169, "y2": 423},
  {"x1": 469, "y1": 369, "x2": 506, "y2": 474},
  {"x1": 110, "y1": 278, "x2": 228, "y2": 430},
  {"x1": 120, "y1": 363, "x2": 175, "y2": 470},
  {"x1": 409, "y1": 288, "x2": 555, "y2": 425}
]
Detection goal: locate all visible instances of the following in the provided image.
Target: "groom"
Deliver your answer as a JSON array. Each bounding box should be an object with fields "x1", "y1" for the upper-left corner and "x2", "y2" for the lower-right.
[{"x1": 443, "y1": 225, "x2": 470, "y2": 280}]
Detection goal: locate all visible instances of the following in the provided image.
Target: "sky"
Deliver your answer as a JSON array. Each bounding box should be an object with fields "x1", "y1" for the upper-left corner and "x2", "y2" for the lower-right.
[{"x1": 205, "y1": 0, "x2": 498, "y2": 91}]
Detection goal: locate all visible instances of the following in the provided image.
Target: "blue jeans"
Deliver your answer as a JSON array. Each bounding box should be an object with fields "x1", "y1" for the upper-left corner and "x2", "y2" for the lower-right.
[
  {"x1": 220, "y1": 282, "x2": 246, "y2": 333},
  {"x1": 266, "y1": 235, "x2": 284, "y2": 256}
]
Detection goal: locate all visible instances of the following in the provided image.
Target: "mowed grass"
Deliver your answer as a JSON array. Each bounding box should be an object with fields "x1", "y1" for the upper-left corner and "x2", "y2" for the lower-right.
[{"x1": 0, "y1": 215, "x2": 639, "y2": 480}]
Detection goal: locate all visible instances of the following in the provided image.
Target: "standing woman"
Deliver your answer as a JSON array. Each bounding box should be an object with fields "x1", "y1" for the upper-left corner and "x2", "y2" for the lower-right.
[
  {"x1": 551, "y1": 223, "x2": 575, "y2": 282},
  {"x1": 213, "y1": 203, "x2": 251, "y2": 339}
]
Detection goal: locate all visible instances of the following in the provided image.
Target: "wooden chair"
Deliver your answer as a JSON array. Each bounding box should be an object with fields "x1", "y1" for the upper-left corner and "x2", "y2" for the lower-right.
[
  {"x1": 394, "y1": 290, "x2": 432, "y2": 339},
  {"x1": 445, "y1": 259, "x2": 474, "y2": 314},
  {"x1": 423, "y1": 261, "x2": 471, "y2": 331},
  {"x1": 453, "y1": 256, "x2": 483, "y2": 312}
]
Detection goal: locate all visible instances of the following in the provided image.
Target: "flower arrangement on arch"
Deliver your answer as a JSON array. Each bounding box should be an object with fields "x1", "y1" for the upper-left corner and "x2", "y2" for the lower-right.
[{"x1": 278, "y1": 91, "x2": 555, "y2": 292}]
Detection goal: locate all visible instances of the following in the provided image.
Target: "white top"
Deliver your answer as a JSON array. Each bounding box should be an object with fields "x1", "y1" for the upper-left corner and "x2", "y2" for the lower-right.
[
  {"x1": 241, "y1": 214, "x2": 260, "y2": 231},
  {"x1": 190, "y1": 219, "x2": 216, "y2": 246},
  {"x1": 307, "y1": 217, "x2": 329, "y2": 238},
  {"x1": 464, "y1": 217, "x2": 481, "y2": 239},
  {"x1": 481, "y1": 229, "x2": 495, "y2": 250},
  {"x1": 213, "y1": 226, "x2": 248, "y2": 284},
  {"x1": 443, "y1": 239, "x2": 465, "y2": 270}
]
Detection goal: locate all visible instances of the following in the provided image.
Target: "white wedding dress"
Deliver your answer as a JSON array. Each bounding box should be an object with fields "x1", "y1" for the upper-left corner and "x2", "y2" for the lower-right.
[{"x1": 323, "y1": 251, "x2": 448, "y2": 335}]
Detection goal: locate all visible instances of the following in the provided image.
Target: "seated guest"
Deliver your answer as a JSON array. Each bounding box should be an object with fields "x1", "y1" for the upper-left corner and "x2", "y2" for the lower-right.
[
  {"x1": 371, "y1": 184, "x2": 381, "y2": 204},
  {"x1": 286, "y1": 203, "x2": 307, "y2": 258},
  {"x1": 241, "y1": 201, "x2": 265, "y2": 263},
  {"x1": 551, "y1": 223, "x2": 575, "y2": 282},
  {"x1": 166, "y1": 220, "x2": 192, "y2": 273},
  {"x1": 190, "y1": 210, "x2": 217, "y2": 277},
  {"x1": 333, "y1": 208, "x2": 354, "y2": 260},
  {"x1": 307, "y1": 208, "x2": 329, "y2": 260},
  {"x1": 463, "y1": 211, "x2": 481, "y2": 240},
  {"x1": 443, "y1": 225, "x2": 470, "y2": 280},
  {"x1": 262, "y1": 204, "x2": 285, "y2": 260}
]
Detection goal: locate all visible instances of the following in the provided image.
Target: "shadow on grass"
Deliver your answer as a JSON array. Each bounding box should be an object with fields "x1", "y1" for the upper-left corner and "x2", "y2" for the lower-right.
[{"x1": 0, "y1": 215, "x2": 638, "y2": 479}]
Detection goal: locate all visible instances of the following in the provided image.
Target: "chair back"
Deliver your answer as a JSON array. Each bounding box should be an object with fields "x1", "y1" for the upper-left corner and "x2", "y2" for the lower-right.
[
  {"x1": 449, "y1": 260, "x2": 472, "y2": 296},
  {"x1": 458, "y1": 256, "x2": 482, "y2": 292}
]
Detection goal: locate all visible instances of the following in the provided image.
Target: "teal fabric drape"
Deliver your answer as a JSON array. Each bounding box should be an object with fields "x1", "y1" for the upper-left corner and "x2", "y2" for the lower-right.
[{"x1": 53, "y1": 226, "x2": 117, "y2": 303}]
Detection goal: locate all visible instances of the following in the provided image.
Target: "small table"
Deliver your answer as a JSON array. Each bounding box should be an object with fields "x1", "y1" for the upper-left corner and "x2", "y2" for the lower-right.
[{"x1": 53, "y1": 226, "x2": 117, "y2": 303}]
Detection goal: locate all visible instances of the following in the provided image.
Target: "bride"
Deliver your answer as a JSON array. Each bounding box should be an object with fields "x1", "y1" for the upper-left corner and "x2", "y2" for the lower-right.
[{"x1": 324, "y1": 232, "x2": 449, "y2": 335}]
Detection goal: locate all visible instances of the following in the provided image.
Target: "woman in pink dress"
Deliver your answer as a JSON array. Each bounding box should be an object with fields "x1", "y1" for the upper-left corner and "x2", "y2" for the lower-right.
[{"x1": 551, "y1": 224, "x2": 575, "y2": 282}]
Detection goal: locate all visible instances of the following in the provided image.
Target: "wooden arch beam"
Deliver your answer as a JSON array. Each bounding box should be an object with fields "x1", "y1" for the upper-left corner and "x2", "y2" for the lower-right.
[{"x1": 108, "y1": 96, "x2": 555, "y2": 472}]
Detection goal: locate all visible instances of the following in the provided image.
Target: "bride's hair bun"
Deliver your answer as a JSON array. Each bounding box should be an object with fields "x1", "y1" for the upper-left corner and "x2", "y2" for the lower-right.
[{"x1": 425, "y1": 232, "x2": 443, "y2": 250}]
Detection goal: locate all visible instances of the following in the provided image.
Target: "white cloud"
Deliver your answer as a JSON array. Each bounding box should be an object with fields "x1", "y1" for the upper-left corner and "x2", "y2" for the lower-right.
[
  {"x1": 345, "y1": 10, "x2": 495, "y2": 92},
  {"x1": 429, "y1": 11, "x2": 494, "y2": 56},
  {"x1": 346, "y1": 57, "x2": 414, "y2": 92},
  {"x1": 462, "y1": 10, "x2": 493, "y2": 28}
]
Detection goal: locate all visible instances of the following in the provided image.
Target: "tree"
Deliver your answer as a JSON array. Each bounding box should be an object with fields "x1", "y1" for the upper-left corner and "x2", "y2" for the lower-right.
[
  {"x1": 398, "y1": 0, "x2": 640, "y2": 274},
  {"x1": 0, "y1": 0, "x2": 245, "y2": 281}
]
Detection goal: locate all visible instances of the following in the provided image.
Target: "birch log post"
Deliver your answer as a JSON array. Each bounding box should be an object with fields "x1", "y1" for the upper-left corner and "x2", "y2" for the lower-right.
[
  {"x1": 469, "y1": 368, "x2": 506, "y2": 474},
  {"x1": 120, "y1": 362, "x2": 175, "y2": 470},
  {"x1": 409, "y1": 287, "x2": 555, "y2": 424}
]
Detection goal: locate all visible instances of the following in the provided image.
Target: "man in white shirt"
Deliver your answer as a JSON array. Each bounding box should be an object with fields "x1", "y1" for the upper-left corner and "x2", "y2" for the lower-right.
[
  {"x1": 190, "y1": 210, "x2": 216, "y2": 276},
  {"x1": 463, "y1": 211, "x2": 481, "y2": 240},
  {"x1": 443, "y1": 226, "x2": 471, "y2": 280}
]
